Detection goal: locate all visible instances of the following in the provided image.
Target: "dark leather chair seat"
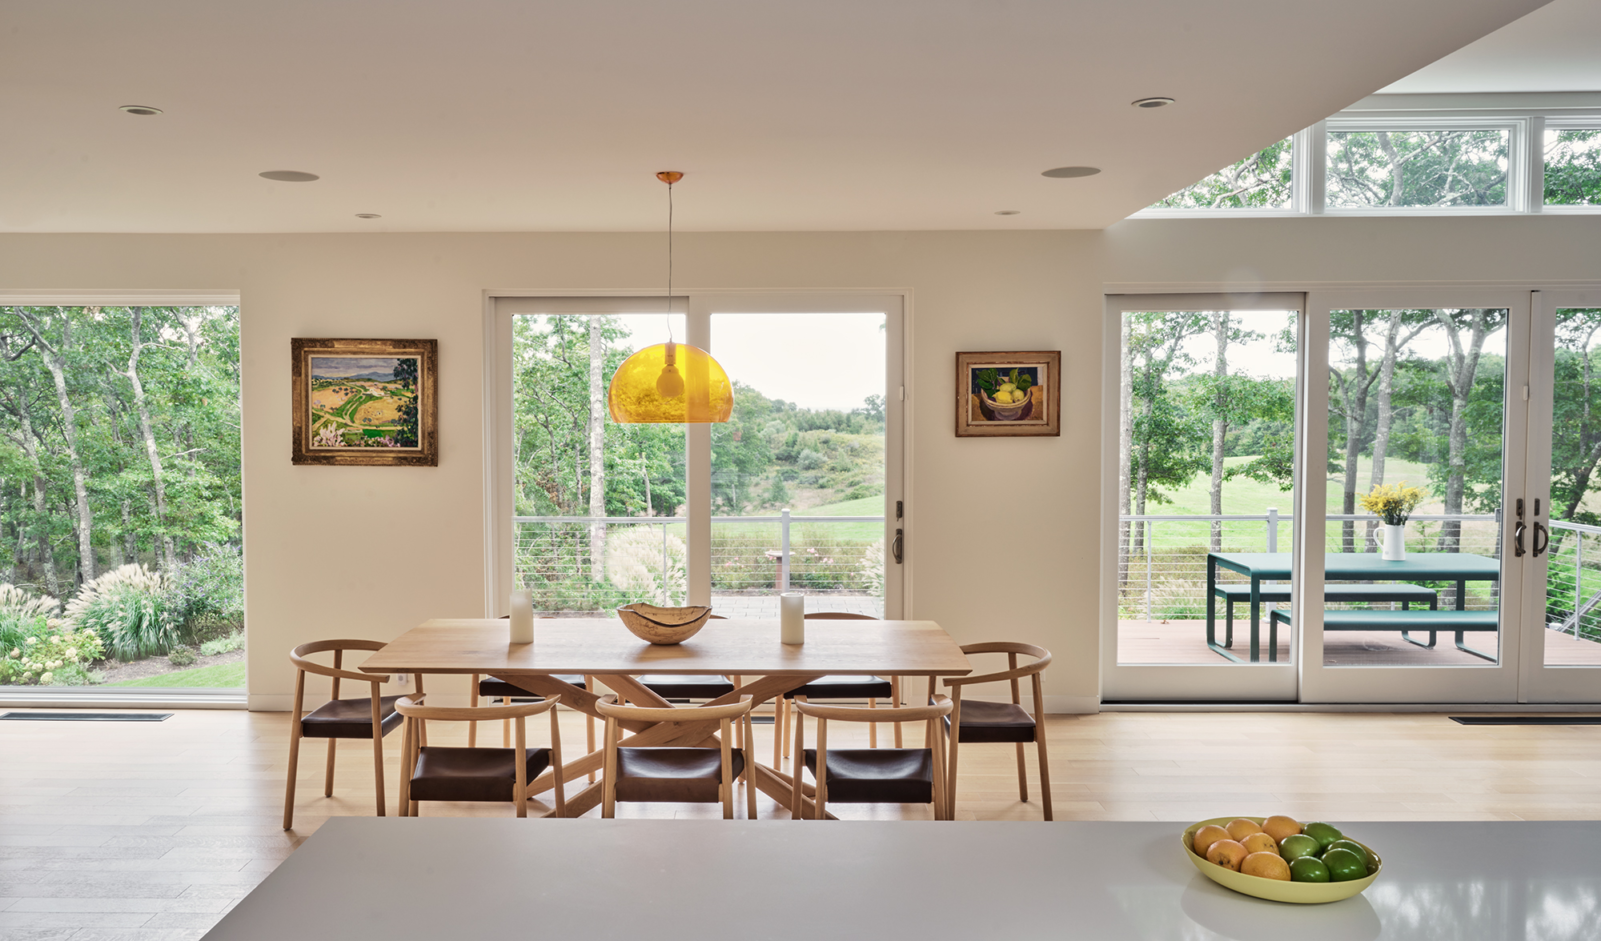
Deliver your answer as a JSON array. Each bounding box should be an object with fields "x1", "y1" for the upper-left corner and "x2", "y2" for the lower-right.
[
  {"x1": 947, "y1": 699, "x2": 1037, "y2": 744},
  {"x1": 478, "y1": 675, "x2": 587, "y2": 699},
  {"x1": 407, "y1": 746, "x2": 553, "y2": 803},
  {"x1": 784, "y1": 674, "x2": 893, "y2": 700},
  {"x1": 636, "y1": 675, "x2": 737, "y2": 700},
  {"x1": 301, "y1": 695, "x2": 404, "y2": 739},
  {"x1": 614, "y1": 747, "x2": 746, "y2": 803},
  {"x1": 803, "y1": 748, "x2": 934, "y2": 804}
]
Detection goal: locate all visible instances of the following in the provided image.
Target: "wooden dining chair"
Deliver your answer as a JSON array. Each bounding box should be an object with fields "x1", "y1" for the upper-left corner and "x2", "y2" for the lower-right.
[
  {"x1": 283, "y1": 639, "x2": 405, "y2": 830},
  {"x1": 773, "y1": 613, "x2": 899, "y2": 769},
  {"x1": 941, "y1": 642, "x2": 1053, "y2": 821},
  {"x1": 633, "y1": 614, "x2": 736, "y2": 704},
  {"x1": 596, "y1": 694, "x2": 757, "y2": 820},
  {"x1": 790, "y1": 695, "x2": 952, "y2": 820},
  {"x1": 395, "y1": 694, "x2": 566, "y2": 818},
  {"x1": 471, "y1": 616, "x2": 595, "y2": 780}
]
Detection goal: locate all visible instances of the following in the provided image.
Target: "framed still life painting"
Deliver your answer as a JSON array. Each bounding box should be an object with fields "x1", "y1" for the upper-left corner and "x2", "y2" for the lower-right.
[
  {"x1": 955, "y1": 350, "x2": 1061, "y2": 437},
  {"x1": 291, "y1": 338, "x2": 438, "y2": 466}
]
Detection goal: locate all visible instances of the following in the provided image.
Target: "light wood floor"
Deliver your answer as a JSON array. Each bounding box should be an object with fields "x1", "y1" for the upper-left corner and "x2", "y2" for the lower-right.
[{"x1": 4, "y1": 707, "x2": 1601, "y2": 938}]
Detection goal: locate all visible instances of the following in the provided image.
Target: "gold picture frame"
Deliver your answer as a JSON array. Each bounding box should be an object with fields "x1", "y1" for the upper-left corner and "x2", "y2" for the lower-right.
[
  {"x1": 955, "y1": 350, "x2": 1061, "y2": 437},
  {"x1": 291, "y1": 338, "x2": 438, "y2": 466}
]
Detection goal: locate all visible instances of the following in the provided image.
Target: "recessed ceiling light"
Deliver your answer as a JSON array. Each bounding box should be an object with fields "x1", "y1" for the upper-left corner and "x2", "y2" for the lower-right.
[
  {"x1": 354, "y1": 213, "x2": 381, "y2": 219},
  {"x1": 259, "y1": 170, "x2": 320, "y2": 182},
  {"x1": 118, "y1": 105, "x2": 162, "y2": 116},
  {"x1": 995, "y1": 210, "x2": 1021, "y2": 216},
  {"x1": 1041, "y1": 166, "x2": 1101, "y2": 178},
  {"x1": 1132, "y1": 97, "x2": 1174, "y2": 109}
]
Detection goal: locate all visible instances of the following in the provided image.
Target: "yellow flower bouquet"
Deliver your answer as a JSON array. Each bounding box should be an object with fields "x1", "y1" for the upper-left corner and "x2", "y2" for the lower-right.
[{"x1": 1358, "y1": 482, "x2": 1426, "y2": 526}]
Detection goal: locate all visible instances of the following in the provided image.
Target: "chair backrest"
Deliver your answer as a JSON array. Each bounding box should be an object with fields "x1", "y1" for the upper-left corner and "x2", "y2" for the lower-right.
[
  {"x1": 944, "y1": 642, "x2": 1051, "y2": 687},
  {"x1": 793, "y1": 695, "x2": 952, "y2": 820},
  {"x1": 395, "y1": 693, "x2": 560, "y2": 722},
  {"x1": 803, "y1": 612, "x2": 878, "y2": 620},
  {"x1": 289, "y1": 639, "x2": 392, "y2": 684},
  {"x1": 594, "y1": 694, "x2": 752, "y2": 724},
  {"x1": 791, "y1": 696, "x2": 950, "y2": 724}
]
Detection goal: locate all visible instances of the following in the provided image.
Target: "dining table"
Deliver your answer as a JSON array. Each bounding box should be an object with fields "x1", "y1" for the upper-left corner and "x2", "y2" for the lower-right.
[
  {"x1": 357, "y1": 617, "x2": 973, "y2": 818},
  {"x1": 1206, "y1": 551, "x2": 1502, "y2": 663}
]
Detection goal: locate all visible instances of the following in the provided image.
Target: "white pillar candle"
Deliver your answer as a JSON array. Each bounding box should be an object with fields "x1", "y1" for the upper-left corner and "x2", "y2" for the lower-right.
[
  {"x1": 780, "y1": 591, "x2": 805, "y2": 645},
  {"x1": 509, "y1": 590, "x2": 534, "y2": 645}
]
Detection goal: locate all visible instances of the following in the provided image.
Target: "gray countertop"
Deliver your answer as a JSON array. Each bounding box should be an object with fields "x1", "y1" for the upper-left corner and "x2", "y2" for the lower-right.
[{"x1": 205, "y1": 817, "x2": 1601, "y2": 941}]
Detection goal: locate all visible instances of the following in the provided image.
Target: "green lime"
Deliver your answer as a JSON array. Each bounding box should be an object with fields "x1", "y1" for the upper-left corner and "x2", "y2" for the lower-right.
[
  {"x1": 1303, "y1": 822, "x2": 1343, "y2": 851},
  {"x1": 1279, "y1": 834, "x2": 1321, "y2": 860},
  {"x1": 1326, "y1": 839, "x2": 1372, "y2": 869},
  {"x1": 1289, "y1": 857, "x2": 1331, "y2": 883},
  {"x1": 1322, "y1": 847, "x2": 1367, "y2": 882}
]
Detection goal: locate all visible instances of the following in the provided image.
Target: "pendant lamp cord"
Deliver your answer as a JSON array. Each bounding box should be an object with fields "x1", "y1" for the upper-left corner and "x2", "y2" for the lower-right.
[{"x1": 666, "y1": 180, "x2": 675, "y2": 340}]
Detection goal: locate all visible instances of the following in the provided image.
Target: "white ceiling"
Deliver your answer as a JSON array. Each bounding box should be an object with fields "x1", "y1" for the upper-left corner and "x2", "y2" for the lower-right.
[
  {"x1": 1382, "y1": 0, "x2": 1601, "y2": 94},
  {"x1": 0, "y1": 0, "x2": 1552, "y2": 233}
]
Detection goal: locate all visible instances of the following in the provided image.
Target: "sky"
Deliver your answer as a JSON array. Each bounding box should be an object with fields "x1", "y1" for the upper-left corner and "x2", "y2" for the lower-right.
[
  {"x1": 601, "y1": 311, "x2": 887, "y2": 412},
  {"x1": 309, "y1": 355, "x2": 403, "y2": 379}
]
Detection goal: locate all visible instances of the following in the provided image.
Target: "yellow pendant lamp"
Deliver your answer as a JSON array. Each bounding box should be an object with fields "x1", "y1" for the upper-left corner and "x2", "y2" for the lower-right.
[{"x1": 607, "y1": 172, "x2": 734, "y2": 424}]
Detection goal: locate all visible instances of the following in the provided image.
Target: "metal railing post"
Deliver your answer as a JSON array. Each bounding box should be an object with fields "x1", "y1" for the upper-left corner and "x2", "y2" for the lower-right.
[
  {"x1": 780, "y1": 508, "x2": 791, "y2": 592},
  {"x1": 1576, "y1": 533, "x2": 1585, "y2": 635},
  {"x1": 1266, "y1": 508, "x2": 1279, "y2": 553},
  {"x1": 1145, "y1": 520, "x2": 1154, "y2": 622}
]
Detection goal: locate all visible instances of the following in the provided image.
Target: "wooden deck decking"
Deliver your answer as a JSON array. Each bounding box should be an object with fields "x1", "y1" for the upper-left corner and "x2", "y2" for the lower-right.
[{"x1": 1118, "y1": 619, "x2": 1601, "y2": 666}]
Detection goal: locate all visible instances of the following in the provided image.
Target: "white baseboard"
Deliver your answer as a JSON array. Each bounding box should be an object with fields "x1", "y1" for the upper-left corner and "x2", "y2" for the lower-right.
[{"x1": 2, "y1": 690, "x2": 245, "y2": 710}]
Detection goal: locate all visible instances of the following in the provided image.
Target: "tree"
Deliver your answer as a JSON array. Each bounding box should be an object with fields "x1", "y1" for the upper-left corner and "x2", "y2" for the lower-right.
[
  {"x1": 1120, "y1": 311, "x2": 1212, "y2": 567},
  {"x1": 1327, "y1": 129, "x2": 1509, "y2": 208},
  {"x1": 392, "y1": 355, "x2": 419, "y2": 447},
  {"x1": 1431, "y1": 309, "x2": 1506, "y2": 551},
  {"x1": 1154, "y1": 137, "x2": 1294, "y2": 209}
]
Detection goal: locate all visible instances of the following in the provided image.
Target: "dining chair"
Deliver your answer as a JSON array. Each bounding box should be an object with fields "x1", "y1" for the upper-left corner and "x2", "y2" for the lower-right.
[
  {"x1": 469, "y1": 615, "x2": 594, "y2": 780},
  {"x1": 283, "y1": 639, "x2": 405, "y2": 830},
  {"x1": 633, "y1": 613, "x2": 736, "y2": 704},
  {"x1": 941, "y1": 642, "x2": 1053, "y2": 821},
  {"x1": 395, "y1": 693, "x2": 565, "y2": 818},
  {"x1": 790, "y1": 694, "x2": 952, "y2": 820},
  {"x1": 773, "y1": 613, "x2": 899, "y2": 770},
  {"x1": 596, "y1": 694, "x2": 757, "y2": 820}
]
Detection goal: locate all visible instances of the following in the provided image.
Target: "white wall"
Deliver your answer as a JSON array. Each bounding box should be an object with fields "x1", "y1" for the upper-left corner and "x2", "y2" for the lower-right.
[
  {"x1": 3, "y1": 214, "x2": 1597, "y2": 711},
  {"x1": 0, "y1": 230, "x2": 1105, "y2": 712}
]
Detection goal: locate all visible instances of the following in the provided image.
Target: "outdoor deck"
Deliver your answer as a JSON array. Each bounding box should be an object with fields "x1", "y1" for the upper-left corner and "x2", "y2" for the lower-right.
[{"x1": 1118, "y1": 619, "x2": 1601, "y2": 666}]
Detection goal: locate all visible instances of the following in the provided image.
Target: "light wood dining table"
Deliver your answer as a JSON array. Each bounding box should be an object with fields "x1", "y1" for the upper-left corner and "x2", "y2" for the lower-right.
[{"x1": 358, "y1": 617, "x2": 973, "y2": 818}]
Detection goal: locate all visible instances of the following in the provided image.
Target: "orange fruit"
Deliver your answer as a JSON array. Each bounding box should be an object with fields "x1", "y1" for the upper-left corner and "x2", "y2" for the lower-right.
[
  {"x1": 1206, "y1": 839, "x2": 1249, "y2": 871},
  {"x1": 1262, "y1": 815, "x2": 1302, "y2": 843},
  {"x1": 1241, "y1": 851, "x2": 1292, "y2": 881},
  {"x1": 1226, "y1": 818, "x2": 1263, "y2": 841},
  {"x1": 1241, "y1": 832, "x2": 1278, "y2": 855},
  {"x1": 1192, "y1": 825, "x2": 1231, "y2": 858}
]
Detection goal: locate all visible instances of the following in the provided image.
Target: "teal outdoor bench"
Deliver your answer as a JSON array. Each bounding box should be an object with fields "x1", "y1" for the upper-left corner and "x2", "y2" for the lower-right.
[
  {"x1": 1214, "y1": 583, "x2": 1438, "y2": 651},
  {"x1": 1268, "y1": 608, "x2": 1499, "y2": 663}
]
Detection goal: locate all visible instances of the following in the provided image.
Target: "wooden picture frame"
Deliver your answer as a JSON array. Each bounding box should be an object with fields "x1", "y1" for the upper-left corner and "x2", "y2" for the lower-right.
[
  {"x1": 955, "y1": 350, "x2": 1061, "y2": 437},
  {"x1": 291, "y1": 338, "x2": 438, "y2": 466}
]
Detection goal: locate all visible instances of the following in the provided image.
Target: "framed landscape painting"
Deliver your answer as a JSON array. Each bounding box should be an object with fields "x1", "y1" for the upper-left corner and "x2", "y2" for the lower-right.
[
  {"x1": 291, "y1": 338, "x2": 438, "y2": 465},
  {"x1": 955, "y1": 350, "x2": 1061, "y2": 437}
]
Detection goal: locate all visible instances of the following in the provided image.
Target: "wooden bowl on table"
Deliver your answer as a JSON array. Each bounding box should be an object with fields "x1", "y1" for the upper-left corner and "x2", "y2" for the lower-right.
[{"x1": 616, "y1": 603, "x2": 714, "y2": 645}]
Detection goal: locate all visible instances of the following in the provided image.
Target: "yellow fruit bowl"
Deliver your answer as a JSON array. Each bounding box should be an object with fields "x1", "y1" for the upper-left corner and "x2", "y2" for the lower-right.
[{"x1": 1182, "y1": 817, "x2": 1382, "y2": 904}]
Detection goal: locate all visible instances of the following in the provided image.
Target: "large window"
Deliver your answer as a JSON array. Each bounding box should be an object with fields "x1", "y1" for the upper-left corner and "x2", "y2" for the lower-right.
[
  {"x1": 491, "y1": 295, "x2": 904, "y2": 620},
  {"x1": 0, "y1": 305, "x2": 243, "y2": 692},
  {"x1": 1141, "y1": 107, "x2": 1601, "y2": 216}
]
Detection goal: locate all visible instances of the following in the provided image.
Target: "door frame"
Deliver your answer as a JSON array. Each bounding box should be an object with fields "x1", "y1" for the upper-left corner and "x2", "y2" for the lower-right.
[{"x1": 1519, "y1": 287, "x2": 1601, "y2": 703}]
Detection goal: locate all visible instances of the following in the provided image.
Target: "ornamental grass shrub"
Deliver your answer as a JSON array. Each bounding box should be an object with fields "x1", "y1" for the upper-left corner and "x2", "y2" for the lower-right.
[
  {"x1": 0, "y1": 584, "x2": 104, "y2": 686},
  {"x1": 64, "y1": 564, "x2": 177, "y2": 661}
]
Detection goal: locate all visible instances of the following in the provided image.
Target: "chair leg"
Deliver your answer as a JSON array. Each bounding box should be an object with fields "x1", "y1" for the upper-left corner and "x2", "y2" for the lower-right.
[
  {"x1": 892, "y1": 677, "x2": 903, "y2": 748},
  {"x1": 514, "y1": 718, "x2": 528, "y2": 819},
  {"x1": 946, "y1": 694, "x2": 963, "y2": 820},
  {"x1": 323, "y1": 739, "x2": 337, "y2": 798},
  {"x1": 397, "y1": 718, "x2": 413, "y2": 817},
  {"x1": 868, "y1": 698, "x2": 878, "y2": 748},
  {"x1": 585, "y1": 678, "x2": 597, "y2": 784},
  {"x1": 283, "y1": 670, "x2": 306, "y2": 831},
  {"x1": 782, "y1": 696, "x2": 793, "y2": 760},
  {"x1": 773, "y1": 697, "x2": 784, "y2": 770},
  {"x1": 1016, "y1": 742, "x2": 1029, "y2": 803},
  {"x1": 790, "y1": 704, "x2": 806, "y2": 820},
  {"x1": 601, "y1": 718, "x2": 618, "y2": 819},
  {"x1": 745, "y1": 715, "x2": 758, "y2": 820},
  {"x1": 370, "y1": 685, "x2": 386, "y2": 818},
  {"x1": 468, "y1": 674, "x2": 480, "y2": 747},
  {"x1": 502, "y1": 697, "x2": 512, "y2": 748},
  {"x1": 1033, "y1": 673, "x2": 1053, "y2": 822}
]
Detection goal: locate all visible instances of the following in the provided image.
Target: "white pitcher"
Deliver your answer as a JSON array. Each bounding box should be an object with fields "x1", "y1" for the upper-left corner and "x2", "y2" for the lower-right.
[{"x1": 1381, "y1": 523, "x2": 1406, "y2": 561}]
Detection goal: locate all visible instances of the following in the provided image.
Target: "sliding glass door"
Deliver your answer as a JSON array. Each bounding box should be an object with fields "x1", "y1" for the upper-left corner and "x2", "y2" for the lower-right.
[
  {"x1": 1299, "y1": 291, "x2": 1530, "y2": 703},
  {"x1": 1100, "y1": 293, "x2": 1305, "y2": 702}
]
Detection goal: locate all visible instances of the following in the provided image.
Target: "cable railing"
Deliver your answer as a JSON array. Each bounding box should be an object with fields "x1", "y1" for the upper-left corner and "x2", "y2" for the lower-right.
[
  {"x1": 1116, "y1": 510, "x2": 1599, "y2": 644},
  {"x1": 513, "y1": 510, "x2": 885, "y2": 614}
]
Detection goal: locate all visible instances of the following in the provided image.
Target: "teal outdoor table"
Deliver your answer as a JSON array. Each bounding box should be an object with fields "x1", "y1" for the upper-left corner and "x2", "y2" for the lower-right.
[{"x1": 1205, "y1": 551, "x2": 1501, "y2": 663}]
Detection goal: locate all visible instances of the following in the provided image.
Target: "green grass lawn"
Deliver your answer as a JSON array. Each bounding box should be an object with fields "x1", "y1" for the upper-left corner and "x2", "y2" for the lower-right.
[{"x1": 103, "y1": 660, "x2": 245, "y2": 688}]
